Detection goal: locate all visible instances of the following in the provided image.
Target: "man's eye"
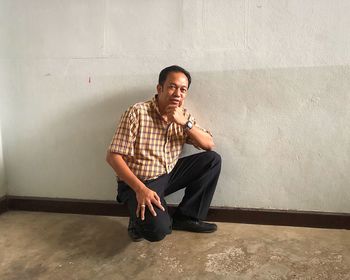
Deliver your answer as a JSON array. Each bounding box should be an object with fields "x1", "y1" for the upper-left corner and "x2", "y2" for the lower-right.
[{"x1": 181, "y1": 89, "x2": 187, "y2": 93}]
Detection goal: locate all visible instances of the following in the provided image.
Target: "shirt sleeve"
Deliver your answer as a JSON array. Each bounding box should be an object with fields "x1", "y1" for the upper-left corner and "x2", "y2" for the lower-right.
[
  {"x1": 108, "y1": 106, "x2": 139, "y2": 157},
  {"x1": 184, "y1": 110, "x2": 213, "y2": 149}
]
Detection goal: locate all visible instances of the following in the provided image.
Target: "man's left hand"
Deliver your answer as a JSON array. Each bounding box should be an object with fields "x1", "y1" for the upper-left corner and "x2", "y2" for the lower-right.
[{"x1": 166, "y1": 105, "x2": 187, "y2": 125}]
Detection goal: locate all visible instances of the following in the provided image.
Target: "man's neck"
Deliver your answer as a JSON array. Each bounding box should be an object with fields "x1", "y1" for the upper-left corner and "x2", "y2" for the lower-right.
[
  {"x1": 156, "y1": 95, "x2": 167, "y2": 119},
  {"x1": 154, "y1": 96, "x2": 169, "y2": 123}
]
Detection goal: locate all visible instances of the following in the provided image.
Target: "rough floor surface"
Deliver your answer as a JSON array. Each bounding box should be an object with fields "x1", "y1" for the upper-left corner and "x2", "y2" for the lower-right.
[{"x1": 0, "y1": 211, "x2": 349, "y2": 280}]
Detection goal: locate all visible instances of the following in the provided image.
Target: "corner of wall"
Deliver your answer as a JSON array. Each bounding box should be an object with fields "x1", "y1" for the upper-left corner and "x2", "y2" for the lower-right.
[{"x1": 0, "y1": 119, "x2": 7, "y2": 198}]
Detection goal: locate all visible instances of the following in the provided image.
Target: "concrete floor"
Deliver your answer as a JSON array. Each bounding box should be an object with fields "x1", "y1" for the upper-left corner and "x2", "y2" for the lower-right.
[{"x1": 0, "y1": 211, "x2": 349, "y2": 280}]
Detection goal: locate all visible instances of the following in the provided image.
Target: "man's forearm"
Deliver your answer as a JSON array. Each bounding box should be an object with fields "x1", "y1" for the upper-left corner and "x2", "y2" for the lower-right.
[
  {"x1": 186, "y1": 126, "x2": 215, "y2": 150},
  {"x1": 106, "y1": 151, "x2": 146, "y2": 193},
  {"x1": 167, "y1": 106, "x2": 214, "y2": 150}
]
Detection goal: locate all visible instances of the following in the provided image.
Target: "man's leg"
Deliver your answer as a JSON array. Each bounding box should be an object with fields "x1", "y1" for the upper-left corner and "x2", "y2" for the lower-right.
[
  {"x1": 118, "y1": 174, "x2": 172, "y2": 242},
  {"x1": 165, "y1": 151, "x2": 222, "y2": 220},
  {"x1": 165, "y1": 151, "x2": 221, "y2": 226}
]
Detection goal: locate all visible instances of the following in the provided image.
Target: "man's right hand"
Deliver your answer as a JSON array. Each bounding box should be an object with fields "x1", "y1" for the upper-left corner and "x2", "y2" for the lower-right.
[
  {"x1": 105, "y1": 152, "x2": 166, "y2": 221},
  {"x1": 136, "y1": 186, "x2": 165, "y2": 220}
]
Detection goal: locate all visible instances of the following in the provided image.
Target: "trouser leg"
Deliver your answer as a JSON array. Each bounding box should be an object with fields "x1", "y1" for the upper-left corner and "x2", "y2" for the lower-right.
[
  {"x1": 164, "y1": 151, "x2": 222, "y2": 220},
  {"x1": 118, "y1": 174, "x2": 172, "y2": 242}
]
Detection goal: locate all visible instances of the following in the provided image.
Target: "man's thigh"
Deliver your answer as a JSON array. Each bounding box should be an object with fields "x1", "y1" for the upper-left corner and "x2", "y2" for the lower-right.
[{"x1": 165, "y1": 151, "x2": 222, "y2": 196}]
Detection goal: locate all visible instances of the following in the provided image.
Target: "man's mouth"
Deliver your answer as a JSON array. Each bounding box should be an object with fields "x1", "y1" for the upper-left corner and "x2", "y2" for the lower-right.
[{"x1": 170, "y1": 98, "x2": 181, "y2": 104}]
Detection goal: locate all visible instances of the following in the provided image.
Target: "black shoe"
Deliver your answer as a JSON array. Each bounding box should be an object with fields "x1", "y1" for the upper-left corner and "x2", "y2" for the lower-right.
[
  {"x1": 128, "y1": 217, "x2": 143, "y2": 242},
  {"x1": 172, "y1": 216, "x2": 217, "y2": 233}
]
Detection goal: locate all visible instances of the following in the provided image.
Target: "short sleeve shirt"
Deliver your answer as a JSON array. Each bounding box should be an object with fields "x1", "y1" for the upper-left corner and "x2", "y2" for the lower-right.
[{"x1": 108, "y1": 95, "x2": 212, "y2": 181}]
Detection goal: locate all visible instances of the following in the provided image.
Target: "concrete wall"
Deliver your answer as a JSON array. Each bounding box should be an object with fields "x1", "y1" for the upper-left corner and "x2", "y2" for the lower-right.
[
  {"x1": 0, "y1": 55, "x2": 8, "y2": 197},
  {"x1": 0, "y1": 0, "x2": 349, "y2": 213},
  {"x1": 0, "y1": 120, "x2": 6, "y2": 197}
]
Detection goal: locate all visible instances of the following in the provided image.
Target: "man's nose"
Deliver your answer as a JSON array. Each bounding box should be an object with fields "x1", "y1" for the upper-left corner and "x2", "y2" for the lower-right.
[{"x1": 174, "y1": 88, "x2": 181, "y2": 96}]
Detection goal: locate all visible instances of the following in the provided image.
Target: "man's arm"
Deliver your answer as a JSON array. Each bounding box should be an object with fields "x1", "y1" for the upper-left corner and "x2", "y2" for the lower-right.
[
  {"x1": 185, "y1": 125, "x2": 215, "y2": 151},
  {"x1": 106, "y1": 151, "x2": 165, "y2": 220},
  {"x1": 166, "y1": 105, "x2": 215, "y2": 151}
]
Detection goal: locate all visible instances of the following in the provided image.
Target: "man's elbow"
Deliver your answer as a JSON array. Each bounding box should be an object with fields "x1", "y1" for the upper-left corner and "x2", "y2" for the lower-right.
[
  {"x1": 106, "y1": 151, "x2": 122, "y2": 163},
  {"x1": 106, "y1": 151, "x2": 113, "y2": 164},
  {"x1": 204, "y1": 139, "x2": 215, "y2": 151}
]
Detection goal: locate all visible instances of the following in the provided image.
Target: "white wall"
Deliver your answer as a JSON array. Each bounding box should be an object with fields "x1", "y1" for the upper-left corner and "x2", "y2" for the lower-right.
[
  {"x1": 0, "y1": 120, "x2": 6, "y2": 197},
  {"x1": 0, "y1": 57, "x2": 7, "y2": 197},
  {"x1": 0, "y1": 0, "x2": 349, "y2": 213}
]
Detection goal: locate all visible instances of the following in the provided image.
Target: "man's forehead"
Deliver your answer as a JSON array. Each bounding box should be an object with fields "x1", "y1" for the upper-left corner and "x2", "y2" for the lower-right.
[{"x1": 166, "y1": 72, "x2": 188, "y2": 87}]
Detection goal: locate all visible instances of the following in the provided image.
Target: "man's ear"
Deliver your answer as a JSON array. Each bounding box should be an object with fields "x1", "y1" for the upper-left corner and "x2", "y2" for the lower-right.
[{"x1": 156, "y1": 84, "x2": 162, "y2": 95}]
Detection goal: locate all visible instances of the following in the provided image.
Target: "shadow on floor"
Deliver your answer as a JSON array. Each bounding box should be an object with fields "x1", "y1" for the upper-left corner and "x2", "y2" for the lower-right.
[{"x1": 44, "y1": 213, "x2": 131, "y2": 259}]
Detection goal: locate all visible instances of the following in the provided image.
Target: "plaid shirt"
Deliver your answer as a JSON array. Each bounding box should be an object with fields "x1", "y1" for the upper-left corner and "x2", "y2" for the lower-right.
[{"x1": 108, "y1": 95, "x2": 212, "y2": 181}]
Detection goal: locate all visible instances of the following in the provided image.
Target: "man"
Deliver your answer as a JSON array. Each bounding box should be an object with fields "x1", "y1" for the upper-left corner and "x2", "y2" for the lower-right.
[{"x1": 106, "y1": 65, "x2": 221, "y2": 242}]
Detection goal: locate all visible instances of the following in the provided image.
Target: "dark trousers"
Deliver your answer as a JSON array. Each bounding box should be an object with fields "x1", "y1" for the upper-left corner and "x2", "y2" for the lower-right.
[{"x1": 117, "y1": 151, "x2": 222, "y2": 242}]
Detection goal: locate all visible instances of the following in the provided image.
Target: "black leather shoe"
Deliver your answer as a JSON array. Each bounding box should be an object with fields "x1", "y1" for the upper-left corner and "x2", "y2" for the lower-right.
[
  {"x1": 172, "y1": 217, "x2": 217, "y2": 233},
  {"x1": 128, "y1": 217, "x2": 143, "y2": 242}
]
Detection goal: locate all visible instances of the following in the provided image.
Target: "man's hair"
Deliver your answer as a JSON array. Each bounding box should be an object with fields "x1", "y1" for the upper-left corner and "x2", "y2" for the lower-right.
[{"x1": 158, "y1": 65, "x2": 192, "y2": 89}]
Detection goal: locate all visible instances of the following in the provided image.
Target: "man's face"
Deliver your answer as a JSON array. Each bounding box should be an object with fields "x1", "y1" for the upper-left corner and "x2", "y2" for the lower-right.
[{"x1": 157, "y1": 72, "x2": 189, "y2": 108}]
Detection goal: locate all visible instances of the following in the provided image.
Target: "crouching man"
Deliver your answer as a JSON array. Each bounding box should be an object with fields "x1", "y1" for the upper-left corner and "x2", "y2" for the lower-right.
[{"x1": 106, "y1": 65, "x2": 221, "y2": 242}]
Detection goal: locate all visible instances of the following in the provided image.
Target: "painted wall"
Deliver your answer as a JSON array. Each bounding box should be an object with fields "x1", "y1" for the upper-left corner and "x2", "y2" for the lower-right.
[
  {"x1": 0, "y1": 120, "x2": 6, "y2": 197},
  {"x1": 0, "y1": 0, "x2": 349, "y2": 212}
]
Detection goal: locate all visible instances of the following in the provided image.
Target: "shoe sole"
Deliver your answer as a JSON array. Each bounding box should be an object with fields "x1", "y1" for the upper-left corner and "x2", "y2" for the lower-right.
[
  {"x1": 172, "y1": 225, "x2": 217, "y2": 233},
  {"x1": 130, "y1": 237, "x2": 144, "y2": 242}
]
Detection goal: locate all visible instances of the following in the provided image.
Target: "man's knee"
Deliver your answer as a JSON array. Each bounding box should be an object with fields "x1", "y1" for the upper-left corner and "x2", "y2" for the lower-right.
[
  {"x1": 204, "y1": 151, "x2": 222, "y2": 166},
  {"x1": 135, "y1": 214, "x2": 172, "y2": 242},
  {"x1": 143, "y1": 229, "x2": 167, "y2": 242},
  {"x1": 210, "y1": 150, "x2": 221, "y2": 163}
]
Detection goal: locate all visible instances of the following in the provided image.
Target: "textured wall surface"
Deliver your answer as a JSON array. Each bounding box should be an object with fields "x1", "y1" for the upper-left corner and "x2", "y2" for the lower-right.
[
  {"x1": 0, "y1": 0, "x2": 349, "y2": 212},
  {"x1": 0, "y1": 120, "x2": 6, "y2": 197}
]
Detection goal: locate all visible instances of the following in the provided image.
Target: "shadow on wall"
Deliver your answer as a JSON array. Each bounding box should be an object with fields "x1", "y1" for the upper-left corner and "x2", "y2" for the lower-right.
[{"x1": 33, "y1": 87, "x2": 152, "y2": 200}]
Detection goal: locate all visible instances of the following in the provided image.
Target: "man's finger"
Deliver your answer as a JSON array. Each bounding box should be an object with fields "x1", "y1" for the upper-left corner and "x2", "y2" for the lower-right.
[
  {"x1": 153, "y1": 193, "x2": 164, "y2": 208},
  {"x1": 154, "y1": 193, "x2": 161, "y2": 202},
  {"x1": 136, "y1": 204, "x2": 140, "y2": 218},
  {"x1": 153, "y1": 198, "x2": 165, "y2": 211},
  {"x1": 141, "y1": 205, "x2": 145, "y2": 220},
  {"x1": 147, "y1": 202, "x2": 157, "y2": 217}
]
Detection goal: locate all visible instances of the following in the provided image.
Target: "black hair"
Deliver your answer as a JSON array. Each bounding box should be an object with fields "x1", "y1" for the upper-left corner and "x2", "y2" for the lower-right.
[{"x1": 158, "y1": 65, "x2": 191, "y2": 89}]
